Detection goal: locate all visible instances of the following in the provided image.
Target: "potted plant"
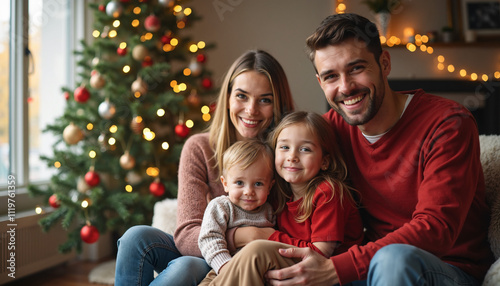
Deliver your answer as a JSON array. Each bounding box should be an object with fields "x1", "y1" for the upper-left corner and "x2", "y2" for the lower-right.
[{"x1": 362, "y1": 0, "x2": 402, "y2": 37}]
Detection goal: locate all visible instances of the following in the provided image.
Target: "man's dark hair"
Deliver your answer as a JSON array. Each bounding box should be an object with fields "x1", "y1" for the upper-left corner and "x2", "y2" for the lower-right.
[{"x1": 306, "y1": 13, "x2": 383, "y2": 67}]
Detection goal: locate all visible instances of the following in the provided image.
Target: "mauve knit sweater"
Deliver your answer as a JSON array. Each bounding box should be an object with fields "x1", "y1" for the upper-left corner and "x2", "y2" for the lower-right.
[{"x1": 173, "y1": 133, "x2": 238, "y2": 257}]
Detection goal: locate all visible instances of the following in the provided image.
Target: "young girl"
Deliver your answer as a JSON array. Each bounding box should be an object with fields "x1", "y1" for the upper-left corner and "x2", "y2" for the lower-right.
[{"x1": 199, "y1": 111, "x2": 364, "y2": 286}]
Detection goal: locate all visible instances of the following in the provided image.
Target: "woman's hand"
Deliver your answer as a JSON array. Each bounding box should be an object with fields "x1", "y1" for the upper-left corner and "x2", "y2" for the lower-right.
[
  {"x1": 265, "y1": 247, "x2": 338, "y2": 286},
  {"x1": 233, "y1": 226, "x2": 276, "y2": 248}
]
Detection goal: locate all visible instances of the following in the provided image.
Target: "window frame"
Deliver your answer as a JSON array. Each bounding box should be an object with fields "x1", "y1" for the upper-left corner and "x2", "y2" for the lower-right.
[{"x1": 1, "y1": 0, "x2": 89, "y2": 218}]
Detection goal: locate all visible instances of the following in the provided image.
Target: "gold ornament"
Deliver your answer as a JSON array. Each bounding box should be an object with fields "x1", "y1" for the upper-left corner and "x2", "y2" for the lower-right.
[
  {"x1": 130, "y1": 116, "x2": 145, "y2": 134},
  {"x1": 90, "y1": 72, "x2": 106, "y2": 89},
  {"x1": 63, "y1": 122, "x2": 84, "y2": 145},
  {"x1": 77, "y1": 176, "x2": 91, "y2": 193},
  {"x1": 132, "y1": 44, "x2": 149, "y2": 61},
  {"x1": 120, "y1": 151, "x2": 136, "y2": 170},
  {"x1": 131, "y1": 77, "x2": 148, "y2": 95}
]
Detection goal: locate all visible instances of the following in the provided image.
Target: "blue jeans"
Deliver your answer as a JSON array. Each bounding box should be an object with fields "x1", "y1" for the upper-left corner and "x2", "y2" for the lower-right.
[
  {"x1": 114, "y1": 225, "x2": 211, "y2": 286},
  {"x1": 344, "y1": 244, "x2": 479, "y2": 286}
]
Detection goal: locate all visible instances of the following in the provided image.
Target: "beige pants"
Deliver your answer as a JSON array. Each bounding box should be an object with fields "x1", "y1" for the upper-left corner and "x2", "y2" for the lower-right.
[{"x1": 199, "y1": 240, "x2": 299, "y2": 286}]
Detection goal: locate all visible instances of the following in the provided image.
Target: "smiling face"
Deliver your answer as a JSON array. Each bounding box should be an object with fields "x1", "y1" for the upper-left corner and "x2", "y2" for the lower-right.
[
  {"x1": 314, "y1": 38, "x2": 390, "y2": 129},
  {"x1": 221, "y1": 156, "x2": 274, "y2": 211},
  {"x1": 274, "y1": 123, "x2": 328, "y2": 198},
  {"x1": 228, "y1": 71, "x2": 275, "y2": 141}
]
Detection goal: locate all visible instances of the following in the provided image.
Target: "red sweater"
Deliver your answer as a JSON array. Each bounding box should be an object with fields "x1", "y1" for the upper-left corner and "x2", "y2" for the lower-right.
[
  {"x1": 268, "y1": 181, "x2": 364, "y2": 257},
  {"x1": 324, "y1": 90, "x2": 494, "y2": 284}
]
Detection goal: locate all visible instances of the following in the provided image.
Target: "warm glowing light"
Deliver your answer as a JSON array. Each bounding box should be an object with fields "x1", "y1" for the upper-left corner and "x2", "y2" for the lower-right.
[
  {"x1": 163, "y1": 44, "x2": 174, "y2": 52},
  {"x1": 427, "y1": 47, "x2": 434, "y2": 54},
  {"x1": 134, "y1": 92, "x2": 142, "y2": 98},
  {"x1": 174, "y1": 5, "x2": 183, "y2": 12},
  {"x1": 173, "y1": 85, "x2": 180, "y2": 93},
  {"x1": 183, "y1": 68, "x2": 192, "y2": 76},
  {"x1": 406, "y1": 43, "x2": 416, "y2": 52},
  {"x1": 132, "y1": 19, "x2": 140, "y2": 27},
  {"x1": 184, "y1": 8, "x2": 192, "y2": 15},
  {"x1": 482, "y1": 74, "x2": 489, "y2": 81},
  {"x1": 179, "y1": 83, "x2": 187, "y2": 91},
  {"x1": 460, "y1": 69, "x2": 467, "y2": 77},
  {"x1": 202, "y1": 113, "x2": 211, "y2": 122},
  {"x1": 437, "y1": 55, "x2": 445, "y2": 63},
  {"x1": 135, "y1": 116, "x2": 143, "y2": 123},
  {"x1": 380, "y1": 36, "x2": 387, "y2": 44},
  {"x1": 145, "y1": 33, "x2": 153, "y2": 40},
  {"x1": 92, "y1": 30, "x2": 100, "y2": 38},
  {"x1": 109, "y1": 125, "x2": 118, "y2": 133},
  {"x1": 108, "y1": 137, "x2": 116, "y2": 145},
  {"x1": 201, "y1": 105, "x2": 210, "y2": 114},
  {"x1": 146, "y1": 167, "x2": 160, "y2": 177},
  {"x1": 123, "y1": 65, "x2": 131, "y2": 73},
  {"x1": 35, "y1": 206, "x2": 43, "y2": 214},
  {"x1": 113, "y1": 20, "x2": 120, "y2": 28},
  {"x1": 197, "y1": 41, "x2": 206, "y2": 49},
  {"x1": 170, "y1": 80, "x2": 178, "y2": 88},
  {"x1": 89, "y1": 150, "x2": 97, "y2": 159},
  {"x1": 471, "y1": 73, "x2": 478, "y2": 81},
  {"x1": 177, "y1": 21, "x2": 185, "y2": 29},
  {"x1": 420, "y1": 45, "x2": 427, "y2": 52},
  {"x1": 170, "y1": 38, "x2": 179, "y2": 46},
  {"x1": 403, "y1": 27, "x2": 414, "y2": 42},
  {"x1": 421, "y1": 35, "x2": 429, "y2": 43},
  {"x1": 119, "y1": 42, "x2": 127, "y2": 49},
  {"x1": 495, "y1": 71, "x2": 500, "y2": 79},
  {"x1": 133, "y1": 7, "x2": 141, "y2": 14},
  {"x1": 109, "y1": 30, "x2": 117, "y2": 38},
  {"x1": 189, "y1": 44, "x2": 198, "y2": 53},
  {"x1": 125, "y1": 185, "x2": 133, "y2": 192},
  {"x1": 87, "y1": 123, "x2": 94, "y2": 130},
  {"x1": 157, "y1": 108, "x2": 165, "y2": 117},
  {"x1": 437, "y1": 63, "x2": 444, "y2": 70},
  {"x1": 447, "y1": 65, "x2": 455, "y2": 73},
  {"x1": 337, "y1": 3, "x2": 346, "y2": 11},
  {"x1": 186, "y1": 120, "x2": 194, "y2": 128},
  {"x1": 81, "y1": 200, "x2": 89, "y2": 208},
  {"x1": 54, "y1": 161, "x2": 61, "y2": 168},
  {"x1": 162, "y1": 142, "x2": 170, "y2": 150},
  {"x1": 143, "y1": 128, "x2": 156, "y2": 141}
]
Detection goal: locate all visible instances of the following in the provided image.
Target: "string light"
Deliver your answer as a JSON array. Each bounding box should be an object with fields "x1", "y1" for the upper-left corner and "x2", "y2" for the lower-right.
[
  {"x1": 336, "y1": 1, "x2": 498, "y2": 82},
  {"x1": 157, "y1": 108, "x2": 166, "y2": 117},
  {"x1": 146, "y1": 167, "x2": 160, "y2": 177},
  {"x1": 89, "y1": 150, "x2": 96, "y2": 159},
  {"x1": 87, "y1": 123, "x2": 94, "y2": 130},
  {"x1": 162, "y1": 142, "x2": 170, "y2": 150},
  {"x1": 35, "y1": 206, "x2": 43, "y2": 214},
  {"x1": 125, "y1": 185, "x2": 133, "y2": 192},
  {"x1": 186, "y1": 119, "x2": 194, "y2": 128},
  {"x1": 54, "y1": 161, "x2": 61, "y2": 168}
]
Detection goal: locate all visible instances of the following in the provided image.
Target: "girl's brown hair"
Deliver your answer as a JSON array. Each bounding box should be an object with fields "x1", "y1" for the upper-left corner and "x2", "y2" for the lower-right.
[{"x1": 268, "y1": 111, "x2": 356, "y2": 223}]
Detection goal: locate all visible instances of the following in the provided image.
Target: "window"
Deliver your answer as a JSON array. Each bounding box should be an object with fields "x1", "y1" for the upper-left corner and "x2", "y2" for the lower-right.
[{"x1": 1, "y1": 0, "x2": 84, "y2": 216}]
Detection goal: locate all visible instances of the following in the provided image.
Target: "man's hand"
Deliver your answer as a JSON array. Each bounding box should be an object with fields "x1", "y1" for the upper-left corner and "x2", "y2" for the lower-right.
[
  {"x1": 265, "y1": 247, "x2": 338, "y2": 286},
  {"x1": 233, "y1": 226, "x2": 276, "y2": 248}
]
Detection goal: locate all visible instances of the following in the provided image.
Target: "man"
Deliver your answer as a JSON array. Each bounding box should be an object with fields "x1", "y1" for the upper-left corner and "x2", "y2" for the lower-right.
[{"x1": 264, "y1": 13, "x2": 494, "y2": 285}]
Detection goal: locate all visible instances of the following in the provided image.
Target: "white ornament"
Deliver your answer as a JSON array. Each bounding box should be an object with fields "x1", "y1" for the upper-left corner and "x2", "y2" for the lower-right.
[
  {"x1": 131, "y1": 77, "x2": 148, "y2": 95},
  {"x1": 98, "y1": 99, "x2": 116, "y2": 120},
  {"x1": 189, "y1": 59, "x2": 202, "y2": 76},
  {"x1": 126, "y1": 171, "x2": 143, "y2": 185},
  {"x1": 106, "y1": 1, "x2": 123, "y2": 18}
]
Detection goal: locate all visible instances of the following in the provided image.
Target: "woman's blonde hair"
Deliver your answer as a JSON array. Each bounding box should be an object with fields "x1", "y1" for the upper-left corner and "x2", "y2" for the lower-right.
[
  {"x1": 208, "y1": 50, "x2": 295, "y2": 175},
  {"x1": 222, "y1": 139, "x2": 274, "y2": 178},
  {"x1": 268, "y1": 111, "x2": 356, "y2": 223}
]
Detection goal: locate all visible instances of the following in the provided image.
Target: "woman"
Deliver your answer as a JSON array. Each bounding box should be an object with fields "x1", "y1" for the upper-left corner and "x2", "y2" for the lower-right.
[{"x1": 114, "y1": 50, "x2": 295, "y2": 286}]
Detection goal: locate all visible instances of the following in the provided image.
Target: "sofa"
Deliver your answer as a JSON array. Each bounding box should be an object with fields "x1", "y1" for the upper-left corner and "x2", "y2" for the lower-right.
[{"x1": 152, "y1": 135, "x2": 500, "y2": 285}]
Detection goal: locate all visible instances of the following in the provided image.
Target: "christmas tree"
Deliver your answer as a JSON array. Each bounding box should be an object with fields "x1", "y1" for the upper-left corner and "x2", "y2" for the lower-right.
[{"x1": 29, "y1": 0, "x2": 215, "y2": 253}]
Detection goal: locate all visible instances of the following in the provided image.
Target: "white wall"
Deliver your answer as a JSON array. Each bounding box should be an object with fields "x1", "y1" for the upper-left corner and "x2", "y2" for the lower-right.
[
  {"x1": 188, "y1": 0, "x2": 334, "y2": 114},
  {"x1": 188, "y1": 0, "x2": 500, "y2": 113}
]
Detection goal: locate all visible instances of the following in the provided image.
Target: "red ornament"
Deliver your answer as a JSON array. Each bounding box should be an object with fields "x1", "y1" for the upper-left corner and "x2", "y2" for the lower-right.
[
  {"x1": 161, "y1": 35, "x2": 172, "y2": 44},
  {"x1": 49, "y1": 194, "x2": 60, "y2": 208},
  {"x1": 209, "y1": 102, "x2": 217, "y2": 113},
  {"x1": 175, "y1": 123, "x2": 190, "y2": 138},
  {"x1": 63, "y1": 91, "x2": 70, "y2": 100},
  {"x1": 117, "y1": 47, "x2": 128, "y2": 56},
  {"x1": 74, "y1": 86, "x2": 90, "y2": 103},
  {"x1": 142, "y1": 56, "x2": 153, "y2": 67},
  {"x1": 98, "y1": 4, "x2": 105, "y2": 12},
  {"x1": 196, "y1": 54, "x2": 206, "y2": 63},
  {"x1": 80, "y1": 224, "x2": 100, "y2": 244},
  {"x1": 149, "y1": 179, "x2": 165, "y2": 197},
  {"x1": 144, "y1": 15, "x2": 160, "y2": 32},
  {"x1": 201, "y1": 78, "x2": 213, "y2": 90},
  {"x1": 84, "y1": 170, "x2": 100, "y2": 187}
]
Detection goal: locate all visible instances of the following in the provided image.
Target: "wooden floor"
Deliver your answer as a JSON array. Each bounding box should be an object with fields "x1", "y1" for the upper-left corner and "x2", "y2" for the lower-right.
[{"x1": 5, "y1": 257, "x2": 114, "y2": 286}]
